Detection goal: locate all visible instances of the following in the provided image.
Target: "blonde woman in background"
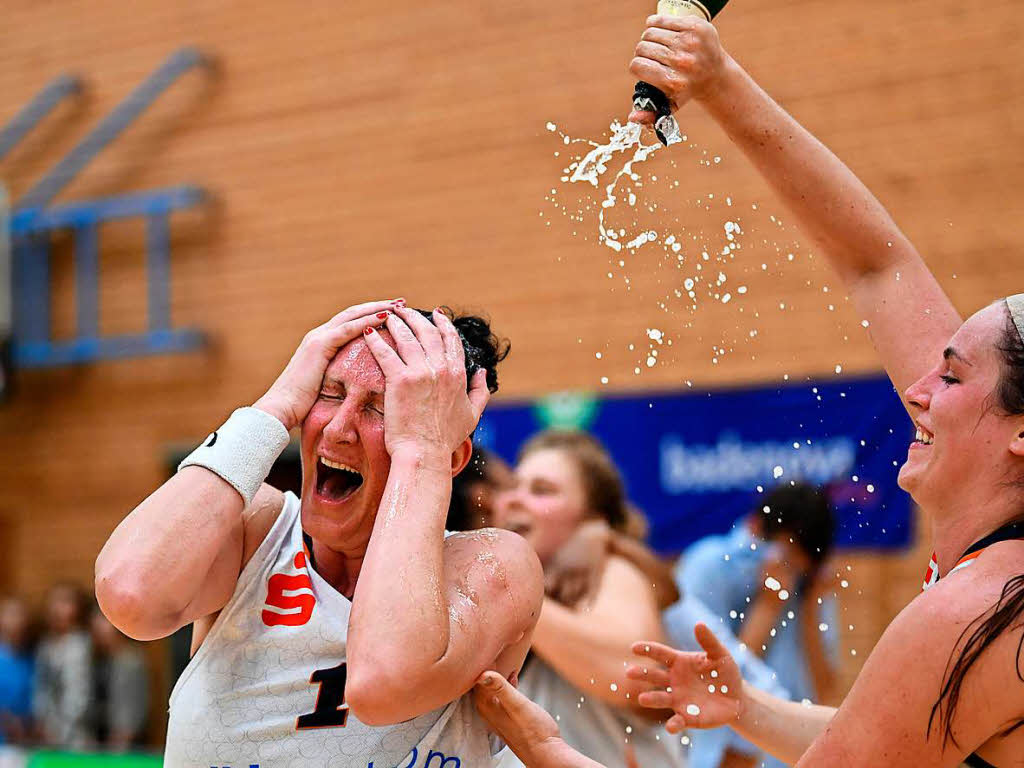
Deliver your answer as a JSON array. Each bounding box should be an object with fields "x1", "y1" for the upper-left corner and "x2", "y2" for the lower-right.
[{"x1": 493, "y1": 430, "x2": 683, "y2": 768}]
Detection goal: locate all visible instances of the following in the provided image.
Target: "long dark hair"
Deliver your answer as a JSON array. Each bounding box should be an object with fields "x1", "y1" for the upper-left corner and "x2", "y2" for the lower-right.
[
  {"x1": 928, "y1": 575, "x2": 1024, "y2": 748},
  {"x1": 928, "y1": 304, "x2": 1024, "y2": 748}
]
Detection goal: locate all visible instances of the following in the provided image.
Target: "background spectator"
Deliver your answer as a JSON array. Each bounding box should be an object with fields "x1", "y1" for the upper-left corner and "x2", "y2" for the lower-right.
[
  {"x1": 0, "y1": 598, "x2": 34, "y2": 745},
  {"x1": 446, "y1": 446, "x2": 515, "y2": 532},
  {"x1": 33, "y1": 584, "x2": 92, "y2": 749},
  {"x1": 662, "y1": 592, "x2": 793, "y2": 768},
  {"x1": 493, "y1": 430, "x2": 683, "y2": 768},
  {"x1": 671, "y1": 483, "x2": 839, "y2": 768},
  {"x1": 89, "y1": 609, "x2": 149, "y2": 750}
]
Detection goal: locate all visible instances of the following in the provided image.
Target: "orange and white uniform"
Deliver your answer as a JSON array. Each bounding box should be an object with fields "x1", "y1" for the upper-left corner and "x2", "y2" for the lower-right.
[{"x1": 165, "y1": 491, "x2": 500, "y2": 768}]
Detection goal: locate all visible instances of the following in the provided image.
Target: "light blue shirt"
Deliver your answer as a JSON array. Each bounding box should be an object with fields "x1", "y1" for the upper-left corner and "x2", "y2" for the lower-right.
[{"x1": 667, "y1": 526, "x2": 839, "y2": 768}]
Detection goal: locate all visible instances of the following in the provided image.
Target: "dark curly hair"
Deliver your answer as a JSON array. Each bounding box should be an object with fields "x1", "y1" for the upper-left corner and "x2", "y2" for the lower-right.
[{"x1": 413, "y1": 307, "x2": 510, "y2": 393}]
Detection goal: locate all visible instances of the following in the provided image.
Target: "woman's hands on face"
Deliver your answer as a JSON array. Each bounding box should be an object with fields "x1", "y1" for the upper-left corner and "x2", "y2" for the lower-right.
[
  {"x1": 628, "y1": 15, "x2": 729, "y2": 125},
  {"x1": 362, "y1": 307, "x2": 490, "y2": 463},
  {"x1": 253, "y1": 299, "x2": 402, "y2": 430},
  {"x1": 627, "y1": 623, "x2": 744, "y2": 733}
]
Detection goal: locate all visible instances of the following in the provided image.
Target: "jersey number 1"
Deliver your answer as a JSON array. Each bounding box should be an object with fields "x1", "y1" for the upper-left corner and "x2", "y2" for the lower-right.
[{"x1": 296, "y1": 662, "x2": 348, "y2": 729}]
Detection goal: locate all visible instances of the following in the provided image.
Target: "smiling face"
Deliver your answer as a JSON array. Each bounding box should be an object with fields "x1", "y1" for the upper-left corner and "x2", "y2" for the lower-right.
[
  {"x1": 493, "y1": 448, "x2": 589, "y2": 566},
  {"x1": 299, "y1": 336, "x2": 392, "y2": 554},
  {"x1": 898, "y1": 303, "x2": 1024, "y2": 512}
]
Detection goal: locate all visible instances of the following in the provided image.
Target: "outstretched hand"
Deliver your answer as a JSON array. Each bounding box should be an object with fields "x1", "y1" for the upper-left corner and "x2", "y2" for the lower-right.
[
  {"x1": 254, "y1": 299, "x2": 402, "y2": 430},
  {"x1": 627, "y1": 623, "x2": 743, "y2": 733},
  {"x1": 362, "y1": 306, "x2": 490, "y2": 459},
  {"x1": 473, "y1": 672, "x2": 605, "y2": 768}
]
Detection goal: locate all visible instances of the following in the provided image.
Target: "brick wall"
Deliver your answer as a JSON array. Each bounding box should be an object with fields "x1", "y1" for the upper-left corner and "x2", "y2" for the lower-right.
[{"x1": 0, "y1": 0, "x2": 1020, "y2": 728}]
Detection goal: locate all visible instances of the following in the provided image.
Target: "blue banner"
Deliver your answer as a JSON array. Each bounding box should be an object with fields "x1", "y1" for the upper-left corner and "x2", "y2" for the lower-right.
[{"x1": 475, "y1": 374, "x2": 914, "y2": 553}]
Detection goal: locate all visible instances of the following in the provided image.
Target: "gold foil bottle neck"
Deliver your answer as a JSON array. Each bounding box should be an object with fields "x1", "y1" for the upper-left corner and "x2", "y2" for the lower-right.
[{"x1": 656, "y1": 0, "x2": 712, "y2": 20}]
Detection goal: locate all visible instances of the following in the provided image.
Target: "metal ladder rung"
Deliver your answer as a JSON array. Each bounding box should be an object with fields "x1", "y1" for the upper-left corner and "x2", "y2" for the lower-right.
[
  {"x1": 0, "y1": 74, "x2": 82, "y2": 162},
  {"x1": 18, "y1": 47, "x2": 209, "y2": 211}
]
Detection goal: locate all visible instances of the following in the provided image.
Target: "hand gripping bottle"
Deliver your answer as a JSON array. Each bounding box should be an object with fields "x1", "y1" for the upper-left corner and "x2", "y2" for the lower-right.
[{"x1": 633, "y1": 0, "x2": 730, "y2": 145}]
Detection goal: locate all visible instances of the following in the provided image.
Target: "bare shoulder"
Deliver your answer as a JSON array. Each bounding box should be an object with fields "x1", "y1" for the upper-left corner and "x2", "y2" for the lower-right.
[
  {"x1": 821, "y1": 551, "x2": 1024, "y2": 763},
  {"x1": 878, "y1": 556, "x2": 1016, "y2": 663},
  {"x1": 911, "y1": 540, "x2": 1024, "y2": 630},
  {"x1": 968, "y1": 538, "x2": 1024, "y2": 582},
  {"x1": 240, "y1": 483, "x2": 287, "y2": 568},
  {"x1": 934, "y1": 541, "x2": 1024, "y2": 693},
  {"x1": 443, "y1": 528, "x2": 544, "y2": 624},
  {"x1": 951, "y1": 543, "x2": 1024, "y2": 768},
  {"x1": 602, "y1": 553, "x2": 655, "y2": 594},
  {"x1": 588, "y1": 555, "x2": 663, "y2": 636}
]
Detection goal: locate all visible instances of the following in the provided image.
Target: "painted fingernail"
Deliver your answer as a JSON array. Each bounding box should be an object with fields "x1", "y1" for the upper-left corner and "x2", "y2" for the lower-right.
[
  {"x1": 392, "y1": 298, "x2": 406, "y2": 306},
  {"x1": 376, "y1": 312, "x2": 389, "y2": 319},
  {"x1": 364, "y1": 326, "x2": 374, "y2": 335}
]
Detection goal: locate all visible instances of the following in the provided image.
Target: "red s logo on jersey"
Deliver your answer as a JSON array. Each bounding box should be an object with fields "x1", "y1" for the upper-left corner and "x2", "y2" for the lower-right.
[{"x1": 262, "y1": 551, "x2": 316, "y2": 627}]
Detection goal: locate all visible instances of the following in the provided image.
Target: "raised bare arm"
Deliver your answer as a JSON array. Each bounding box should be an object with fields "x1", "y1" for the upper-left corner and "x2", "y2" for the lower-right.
[
  {"x1": 531, "y1": 556, "x2": 667, "y2": 713},
  {"x1": 346, "y1": 308, "x2": 543, "y2": 724},
  {"x1": 629, "y1": 15, "x2": 962, "y2": 406}
]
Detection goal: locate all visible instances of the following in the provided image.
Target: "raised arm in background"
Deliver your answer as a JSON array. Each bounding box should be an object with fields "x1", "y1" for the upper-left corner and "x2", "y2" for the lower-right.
[
  {"x1": 530, "y1": 555, "x2": 667, "y2": 713},
  {"x1": 798, "y1": 570, "x2": 839, "y2": 703},
  {"x1": 737, "y1": 560, "x2": 837, "y2": 703},
  {"x1": 543, "y1": 519, "x2": 679, "y2": 610}
]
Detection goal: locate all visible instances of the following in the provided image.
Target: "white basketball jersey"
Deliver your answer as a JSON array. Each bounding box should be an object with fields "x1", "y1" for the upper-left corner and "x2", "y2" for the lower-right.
[{"x1": 165, "y1": 492, "x2": 500, "y2": 768}]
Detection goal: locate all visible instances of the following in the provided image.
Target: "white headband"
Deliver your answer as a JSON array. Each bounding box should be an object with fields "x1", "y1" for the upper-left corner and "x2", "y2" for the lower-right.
[{"x1": 1006, "y1": 294, "x2": 1024, "y2": 342}]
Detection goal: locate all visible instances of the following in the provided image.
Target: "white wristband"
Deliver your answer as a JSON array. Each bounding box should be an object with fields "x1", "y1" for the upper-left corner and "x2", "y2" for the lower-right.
[{"x1": 178, "y1": 407, "x2": 291, "y2": 506}]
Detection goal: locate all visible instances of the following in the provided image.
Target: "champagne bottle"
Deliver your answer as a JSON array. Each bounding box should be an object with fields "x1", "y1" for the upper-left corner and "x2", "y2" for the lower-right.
[{"x1": 633, "y1": 0, "x2": 730, "y2": 145}]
